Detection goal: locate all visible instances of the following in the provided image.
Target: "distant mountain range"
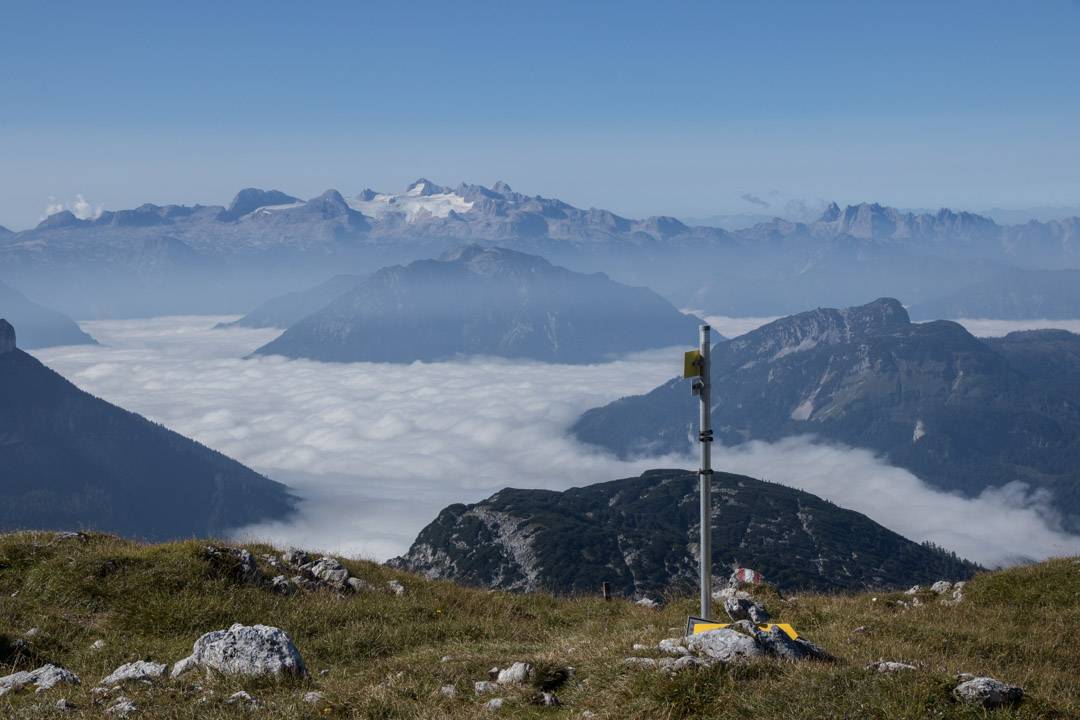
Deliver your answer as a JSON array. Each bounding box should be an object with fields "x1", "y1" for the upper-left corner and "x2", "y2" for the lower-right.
[
  {"x1": 0, "y1": 279, "x2": 96, "y2": 349},
  {"x1": 572, "y1": 298, "x2": 1080, "y2": 532},
  {"x1": 253, "y1": 246, "x2": 704, "y2": 363},
  {"x1": 392, "y1": 468, "x2": 978, "y2": 595},
  {"x1": 2, "y1": 179, "x2": 1078, "y2": 319},
  {"x1": 0, "y1": 319, "x2": 294, "y2": 539}
]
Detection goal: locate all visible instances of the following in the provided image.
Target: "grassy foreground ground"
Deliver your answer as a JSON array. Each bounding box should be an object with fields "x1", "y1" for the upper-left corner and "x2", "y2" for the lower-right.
[{"x1": 1, "y1": 532, "x2": 1078, "y2": 719}]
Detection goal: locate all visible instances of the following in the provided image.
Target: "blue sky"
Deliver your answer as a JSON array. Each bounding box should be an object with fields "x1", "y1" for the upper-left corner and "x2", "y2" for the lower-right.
[{"x1": 1, "y1": 1, "x2": 1078, "y2": 229}]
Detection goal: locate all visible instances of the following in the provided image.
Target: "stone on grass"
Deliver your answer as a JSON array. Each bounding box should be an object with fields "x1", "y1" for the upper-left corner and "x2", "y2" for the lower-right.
[
  {"x1": 227, "y1": 690, "x2": 257, "y2": 705},
  {"x1": 722, "y1": 596, "x2": 770, "y2": 624},
  {"x1": 930, "y1": 580, "x2": 953, "y2": 594},
  {"x1": 306, "y1": 556, "x2": 350, "y2": 589},
  {"x1": 23, "y1": 627, "x2": 41, "y2": 639},
  {"x1": 537, "y1": 691, "x2": 560, "y2": 706},
  {"x1": 387, "y1": 579, "x2": 406, "y2": 596},
  {"x1": 303, "y1": 690, "x2": 327, "y2": 704},
  {"x1": 187, "y1": 623, "x2": 306, "y2": 678},
  {"x1": 170, "y1": 656, "x2": 197, "y2": 679},
  {"x1": 282, "y1": 548, "x2": 312, "y2": 567},
  {"x1": 202, "y1": 546, "x2": 262, "y2": 585},
  {"x1": 496, "y1": 662, "x2": 532, "y2": 685},
  {"x1": 0, "y1": 664, "x2": 81, "y2": 694},
  {"x1": 622, "y1": 657, "x2": 658, "y2": 669},
  {"x1": 953, "y1": 676, "x2": 1023, "y2": 708},
  {"x1": 55, "y1": 698, "x2": 77, "y2": 711},
  {"x1": 100, "y1": 661, "x2": 167, "y2": 687},
  {"x1": 635, "y1": 597, "x2": 660, "y2": 609},
  {"x1": 474, "y1": 680, "x2": 499, "y2": 695},
  {"x1": 904, "y1": 585, "x2": 922, "y2": 595},
  {"x1": 866, "y1": 660, "x2": 917, "y2": 673},
  {"x1": 685, "y1": 629, "x2": 765, "y2": 664},
  {"x1": 105, "y1": 698, "x2": 137, "y2": 716},
  {"x1": 658, "y1": 638, "x2": 689, "y2": 656},
  {"x1": 754, "y1": 625, "x2": 829, "y2": 662},
  {"x1": 270, "y1": 575, "x2": 294, "y2": 595},
  {"x1": 91, "y1": 639, "x2": 106, "y2": 651},
  {"x1": 485, "y1": 697, "x2": 505, "y2": 711},
  {"x1": 439, "y1": 685, "x2": 457, "y2": 698}
]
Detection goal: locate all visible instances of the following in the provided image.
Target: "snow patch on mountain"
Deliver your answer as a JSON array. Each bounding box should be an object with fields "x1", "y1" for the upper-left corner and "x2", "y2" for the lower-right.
[{"x1": 348, "y1": 180, "x2": 473, "y2": 221}]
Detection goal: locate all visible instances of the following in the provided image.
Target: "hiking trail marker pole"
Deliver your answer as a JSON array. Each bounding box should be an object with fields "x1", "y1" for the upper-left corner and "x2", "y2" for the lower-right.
[{"x1": 684, "y1": 324, "x2": 713, "y2": 619}]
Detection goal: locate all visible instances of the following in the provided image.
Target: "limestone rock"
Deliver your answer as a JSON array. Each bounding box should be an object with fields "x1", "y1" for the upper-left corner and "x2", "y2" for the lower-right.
[
  {"x1": 496, "y1": 662, "x2": 532, "y2": 685},
  {"x1": 282, "y1": 548, "x2": 312, "y2": 567},
  {"x1": 188, "y1": 623, "x2": 307, "y2": 678},
  {"x1": 474, "y1": 680, "x2": 499, "y2": 695},
  {"x1": 170, "y1": 656, "x2": 197, "y2": 679},
  {"x1": 722, "y1": 596, "x2": 770, "y2": 624},
  {"x1": 485, "y1": 697, "x2": 505, "y2": 711},
  {"x1": 303, "y1": 690, "x2": 327, "y2": 705},
  {"x1": 227, "y1": 690, "x2": 257, "y2": 705},
  {"x1": 439, "y1": 685, "x2": 457, "y2": 698},
  {"x1": 953, "y1": 676, "x2": 1023, "y2": 708},
  {"x1": 105, "y1": 698, "x2": 138, "y2": 716},
  {"x1": 866, "y1": 660, "x2": 917, "y2": 673},
  {"x1": 685, "y1": 629, "x2": 764, "y2": 664},
  {"x1": 100, "y1": 661, "x2": 167, "y2": 687},
  {"x1": 0, "y1": 664, "x2": 81, "y2": 694},
  {"x1": 306, "y1": 556, "x2": 350, "y2": 589},
  {"x1": 202, "y1": 546, "x2": 262, "y2": 585},
  {"x1": 387, "y1": 579, "x2": 406, "y2": 596}
]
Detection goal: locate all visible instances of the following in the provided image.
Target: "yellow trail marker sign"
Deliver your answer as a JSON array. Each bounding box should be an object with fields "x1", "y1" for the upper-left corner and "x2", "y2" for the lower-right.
[
  {"x1": 683, "y1": 349, "x2": 703, "y2": 378},
  {"x1": 686, "y1": 617, "x2": 799, "y2": 640}
]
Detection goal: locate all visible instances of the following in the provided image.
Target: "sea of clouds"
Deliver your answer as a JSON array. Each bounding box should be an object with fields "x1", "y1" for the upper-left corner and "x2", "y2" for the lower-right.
[{"x1": 32, "y1": 315, "x2": 1080, "y2": 567}]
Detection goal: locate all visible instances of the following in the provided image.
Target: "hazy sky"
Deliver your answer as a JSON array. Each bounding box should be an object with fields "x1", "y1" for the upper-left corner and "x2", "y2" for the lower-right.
[{"x1": 2, "y1": 1, "x2": 1079, "y2": 229}]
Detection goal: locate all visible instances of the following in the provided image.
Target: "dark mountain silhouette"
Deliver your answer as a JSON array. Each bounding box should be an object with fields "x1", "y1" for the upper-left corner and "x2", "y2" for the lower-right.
[
  {"x1": 0, "y1": 320, "x2": 295, "y2": 539},
  {"x1": 253, "y1": 246, "x2": 704, "y2": 363},
  {"x1": 392, "y1": 468, "x2": 979, "y2": 596}
]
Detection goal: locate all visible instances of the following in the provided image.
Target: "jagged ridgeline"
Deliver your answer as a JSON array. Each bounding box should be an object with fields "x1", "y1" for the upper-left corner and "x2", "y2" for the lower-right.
[
  {"x1": 573, "y1": 298, "x2": 1080, "y2": 533},
  {"x1": 0, "y1": 320, "x2": 295, "y2": 539},
  {"x1": 252, "y1": 246, "x2": 703, "y2": 363},
  {"x1": 392, "y1": 469, "x2": 978, "y2": 595}
]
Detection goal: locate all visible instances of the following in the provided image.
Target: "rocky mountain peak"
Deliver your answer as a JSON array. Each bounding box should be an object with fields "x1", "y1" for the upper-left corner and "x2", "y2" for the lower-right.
[
  {"x1": 406, "y1": 178, "x2": 447, "y2": 197},
  {"x1": 492, "y1": 180, "x2": 513, "y2": 194},
  {"x1": 0, "y1": 319, "x2": 15, "y2": 354},
  {"x1": 819, "y1": 202, "x2": 842, "y2": 222},
  {"x1": 220, "y1": 188, "x2": 301, "y2": 221},
  {"x1": 35, "y1": 210, "x2": 83, "y2": 229}
]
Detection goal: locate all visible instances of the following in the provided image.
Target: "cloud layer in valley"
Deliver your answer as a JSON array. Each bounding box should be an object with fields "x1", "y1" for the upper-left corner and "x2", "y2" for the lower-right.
[{"x1": 32, "y1": 316, "x2": 1080, "y2": 567}]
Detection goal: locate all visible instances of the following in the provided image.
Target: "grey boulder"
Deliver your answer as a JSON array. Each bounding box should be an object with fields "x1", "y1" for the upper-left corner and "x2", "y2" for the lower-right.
[
  {"x1": 0, "y1": 664, "x2": 81, "y2": 694},
  {"x1": 177, "y1": 623, "x2": 307, "y2": 679},
  {"x1": 99, "y1": 661, "x2": 167, "y2": 687},
  {"x1": 684, "y1": 629, "x2": 765, "y2": 664},
  {"x1": 953, "y1": 676, "x2": 1023, "y2": 708}
]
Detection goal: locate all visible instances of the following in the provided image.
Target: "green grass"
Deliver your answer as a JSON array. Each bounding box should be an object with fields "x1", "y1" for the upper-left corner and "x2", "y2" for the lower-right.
[{"x1": 1, "y1": 532, "x2": 1078, "y2": 719}]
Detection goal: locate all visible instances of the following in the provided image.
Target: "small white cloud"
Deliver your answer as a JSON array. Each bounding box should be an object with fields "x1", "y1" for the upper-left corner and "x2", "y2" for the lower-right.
[{"x1": 41, "y1": 194, "x2": 103, "y2": 221}]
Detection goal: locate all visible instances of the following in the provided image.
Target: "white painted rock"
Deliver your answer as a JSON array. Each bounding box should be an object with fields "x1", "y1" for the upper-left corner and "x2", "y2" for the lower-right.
[
  {"x1": 684, "y1": 629, "x2": 765, "y2": 664},
  {"x1": 188, "y1": 623, "x2": 307, "y2": 678},
  {"x1": 99, "y1": 661, "x2": 167, "y2": 687},
  {"x1": 953, "y1": 676, "x2": 1023, "y2": 708}
]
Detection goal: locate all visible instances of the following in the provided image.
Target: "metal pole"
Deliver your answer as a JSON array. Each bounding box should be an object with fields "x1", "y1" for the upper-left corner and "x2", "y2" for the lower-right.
[{"x1": 699, "y1": 324, "x2": 713, "y2": 619}]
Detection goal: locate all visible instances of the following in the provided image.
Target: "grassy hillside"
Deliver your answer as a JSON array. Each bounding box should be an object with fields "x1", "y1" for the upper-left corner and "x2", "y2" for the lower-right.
[{"x1": 1, "y1": 532, "x2": 1077, "y2": 718}]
